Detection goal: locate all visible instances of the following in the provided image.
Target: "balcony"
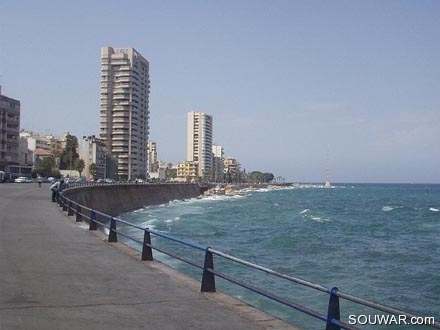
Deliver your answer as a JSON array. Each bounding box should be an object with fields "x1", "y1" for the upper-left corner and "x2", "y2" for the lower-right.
[
  {"x1": 113, "y1": 124, "x2": 130, "y2": 130},
  {"x1": 112, "y1": 147, "x2": 129, "y2": 154},
  {"x1": 113, "y1": 94, "x2": 130, "y2": 100},
  {"x1": 112, "y1": 109, "x2": 129, "y2": 116},
  {"x1": 111, "y1": 137, "x2": 128, "y2": 143}
]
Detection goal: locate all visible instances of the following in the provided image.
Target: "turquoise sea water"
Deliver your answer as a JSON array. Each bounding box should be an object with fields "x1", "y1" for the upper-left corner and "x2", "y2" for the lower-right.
[{"x1": 121, "y1": 184, "x2": 440, "y2": 329}]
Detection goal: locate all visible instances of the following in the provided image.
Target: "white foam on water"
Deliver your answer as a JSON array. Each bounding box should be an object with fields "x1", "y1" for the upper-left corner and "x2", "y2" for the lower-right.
[{"x1": 311, "y1": 216, "x2": 330, "y2": 223}]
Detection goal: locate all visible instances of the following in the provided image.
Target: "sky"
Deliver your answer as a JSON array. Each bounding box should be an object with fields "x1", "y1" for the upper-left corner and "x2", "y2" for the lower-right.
[{"x1": 1, "y1": 0, "x2": 439, "y2": 183}]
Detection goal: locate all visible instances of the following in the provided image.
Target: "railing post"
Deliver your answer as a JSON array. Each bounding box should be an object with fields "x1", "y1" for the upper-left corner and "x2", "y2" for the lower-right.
[
  {"x1": 326, "y1": 287, "x2": 341, "y2": 330},
  {"x1": 201, "y1": 248, "x2": 216, "y2": 292},
  {"x1": 67, "y1": 201, "x2": 74, "y2": 216},
  {"x1": 141, "y1": 229, "x2": 153, "y2": 261},
  {"x1": 89, "y1": 210, "x2": 97, "y2": 231},
  {"x1": 76, "y1": 205, "x2": 82, "y2": 222},
  {"x1": 108, "y1": 217, "x2": 118, "y2": 242},
  {"x1": 58, "y1": 193, "x2": 67, "y2": 212}
]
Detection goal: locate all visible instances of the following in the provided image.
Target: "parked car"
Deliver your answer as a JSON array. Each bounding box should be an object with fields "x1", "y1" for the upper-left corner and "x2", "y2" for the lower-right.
[{"x1": 14, "y1": 176, "x2": 33, "y2": 183}]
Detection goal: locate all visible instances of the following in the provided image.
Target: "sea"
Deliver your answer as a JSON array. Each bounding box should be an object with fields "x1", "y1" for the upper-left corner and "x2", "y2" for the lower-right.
[{"x1": 120, "y1": 183, "x2": 440, "y2": 329}]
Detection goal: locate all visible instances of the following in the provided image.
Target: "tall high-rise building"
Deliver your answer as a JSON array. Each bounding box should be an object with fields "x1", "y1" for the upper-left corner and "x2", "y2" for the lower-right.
[
  {"x1": 187, "y1": 111, "x2": 213, "y2": 180},
  {"x1": 99, "y1": 47, "x2": 150, "y2": 180}
]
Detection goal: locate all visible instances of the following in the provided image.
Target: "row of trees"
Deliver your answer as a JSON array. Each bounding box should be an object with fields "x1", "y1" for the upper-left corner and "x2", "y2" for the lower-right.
[
  {"x1": 221, "y1": 170, "x2": 275, "y2": 184},
  {"x1": 246, "y1": 171, "x2": 275, "y2": 183}
]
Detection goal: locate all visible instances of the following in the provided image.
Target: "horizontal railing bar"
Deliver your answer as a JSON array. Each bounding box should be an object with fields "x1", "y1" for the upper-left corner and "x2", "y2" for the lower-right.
[
  {"x1": 91, "y1": 218, "x2": 109, "y2": 229},
  {"x1": 148, "y1": 245, "x2": 204, "y2": 270},
  {"x1": 92, "y1": 208, "x2": 112, "y2": 218},
  {"x1": 126, "y1": 236, "x2": 144, "y2": 247},
  {"x1": 207, "y1": 267, "x2": 328, "y2": 323},
  {"x1": 112, "y1": 229, "x2": 138, "y2": 242},
  {"x1": 147, "y1": 228, "x2": 206, "y2": 251},
  {"x1": 210, "y1": 248, "x2": 440, "y2": 328},
  {"x1": 112, "y1": 217, "x2": 146, "y2": 231},
  {"x1": 209, "y1": 248, "x2": 329, "y2": 293},
  {"x1": 208, "y1": 267, "x2": 361, "y2": 330},
  {"x1": 113, "y1": 227, "x2": 203, "y2": 272}
]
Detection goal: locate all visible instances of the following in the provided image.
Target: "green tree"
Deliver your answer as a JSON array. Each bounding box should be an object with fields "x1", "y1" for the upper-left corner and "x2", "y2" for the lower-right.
[
  {"x1": 59, "y1": 135, "x2": 79, "y2": 170},
  {"x1": 166, "y1": 167, "x2": 177, "y2": 179},
  {"x1": 262, "y1": 172, "x2": 274, "y2": 183},
  {"x1": 89, "y1": 163, "x2": 97, "y2": 179},
  {"x1": 74, "y1": 159, "x2": 85, "y2": 177},
  {"x1": 248, "y1": 171, "x2": 274, "y2": 183},
  {"x1": 33, "y1": 156, "x2": 56, "y2": 177},
  {"x1": 248, "y1": 171, "x2": 263, "y2": 183}
]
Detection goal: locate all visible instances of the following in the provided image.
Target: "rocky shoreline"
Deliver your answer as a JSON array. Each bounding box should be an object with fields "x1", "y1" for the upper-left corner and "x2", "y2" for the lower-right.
[
  {"x1": 202, "y1": 182, "x2": 335, "y2": 197},
  {"x1": 203, "y1": 183, "x2": 293, "y2": 196}
]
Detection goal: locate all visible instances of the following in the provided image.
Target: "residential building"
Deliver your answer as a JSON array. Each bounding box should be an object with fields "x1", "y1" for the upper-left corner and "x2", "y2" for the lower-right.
[
  {"x1": 224, "y1": 157, "x2": 240, "y2": 183},
  {"x1": 19, "y1": 130, "x2": 58, "y2": 165},
  {"x1": 212, "y1": 144, "x2": 224, "y2": 182},
  {"x1": 18, "y1": 134, "x2": 33, "y2": 168},
  {"x1": 78, "y1": 136, "x2": 110, "y2": 180},
  {"x1": 148, "y1": 141, "x2": 158, "y2": 173},
  {"x1": 0, "y1": 86, "x2": 21, "y2": 177},
  {"x1": 99, "y1": 47, "x2": 150, "y2": 181},
  {"x1": 176, "y1": 161, "x2": 198, "y2": 182},
  {"x1": 187, "y1": 111, "x2": 213, "y2": 180},
  {"x1": 149, "y1": 160, "x2": 168, "y2": 181}
]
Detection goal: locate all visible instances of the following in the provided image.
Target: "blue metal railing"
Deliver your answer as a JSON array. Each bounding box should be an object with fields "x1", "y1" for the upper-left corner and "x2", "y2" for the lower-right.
[{"x1": 57, "y1": 188, "x2": 440, "y2": 330}]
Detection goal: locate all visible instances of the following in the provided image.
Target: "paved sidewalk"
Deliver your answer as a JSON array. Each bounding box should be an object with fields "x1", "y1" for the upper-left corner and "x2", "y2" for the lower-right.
[{"x1": 0, "y1": 184, "x2": 298, "y2": 330}]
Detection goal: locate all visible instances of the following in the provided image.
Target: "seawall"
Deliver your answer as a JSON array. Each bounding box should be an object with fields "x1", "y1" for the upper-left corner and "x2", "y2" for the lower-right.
[{"x1": 63, "y1": 183, "x2": 203, "y2": 216}]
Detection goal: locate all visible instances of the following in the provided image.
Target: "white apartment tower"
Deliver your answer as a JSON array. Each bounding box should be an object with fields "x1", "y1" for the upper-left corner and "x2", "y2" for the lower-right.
[
  {"x1": 187, "y1": 111, "x2": 213, "y2": 180},
  {"x1": 100, "y1": 47, "x2": 150, "y2": 180}
]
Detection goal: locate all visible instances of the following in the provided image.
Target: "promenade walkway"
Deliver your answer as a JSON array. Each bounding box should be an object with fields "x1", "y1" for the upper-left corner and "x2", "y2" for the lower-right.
[{"x1": 0, "y1": 184, "x2": 298, "y2": 330}]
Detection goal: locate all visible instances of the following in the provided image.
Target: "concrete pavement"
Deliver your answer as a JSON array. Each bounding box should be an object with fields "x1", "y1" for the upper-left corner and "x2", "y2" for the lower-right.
[{"x1": 0, "y1": 184, "x2": 298, "y2": 330}]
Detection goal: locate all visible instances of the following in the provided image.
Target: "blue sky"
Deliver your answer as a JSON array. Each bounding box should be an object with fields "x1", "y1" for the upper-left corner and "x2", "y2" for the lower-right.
[{"x1": 1, "y1": 0, "x2": 439, "y2": 183}]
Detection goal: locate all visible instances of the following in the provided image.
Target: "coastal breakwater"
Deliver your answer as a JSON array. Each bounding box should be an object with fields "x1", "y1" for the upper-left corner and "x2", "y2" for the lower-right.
[{"x1": 63, "y1": 183, "x2": 204, "y2": 216}]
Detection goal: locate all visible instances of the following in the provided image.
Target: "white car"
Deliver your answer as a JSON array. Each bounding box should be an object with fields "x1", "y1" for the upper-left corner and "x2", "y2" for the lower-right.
[{"x1": 14, "y1": 176, "x2": 33, "y2": 183}]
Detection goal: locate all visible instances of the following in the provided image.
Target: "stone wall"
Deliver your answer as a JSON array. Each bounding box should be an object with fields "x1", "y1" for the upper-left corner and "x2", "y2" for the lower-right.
[{"x1": 63, "y1": 183, "x2": 203, "y2": 216}]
